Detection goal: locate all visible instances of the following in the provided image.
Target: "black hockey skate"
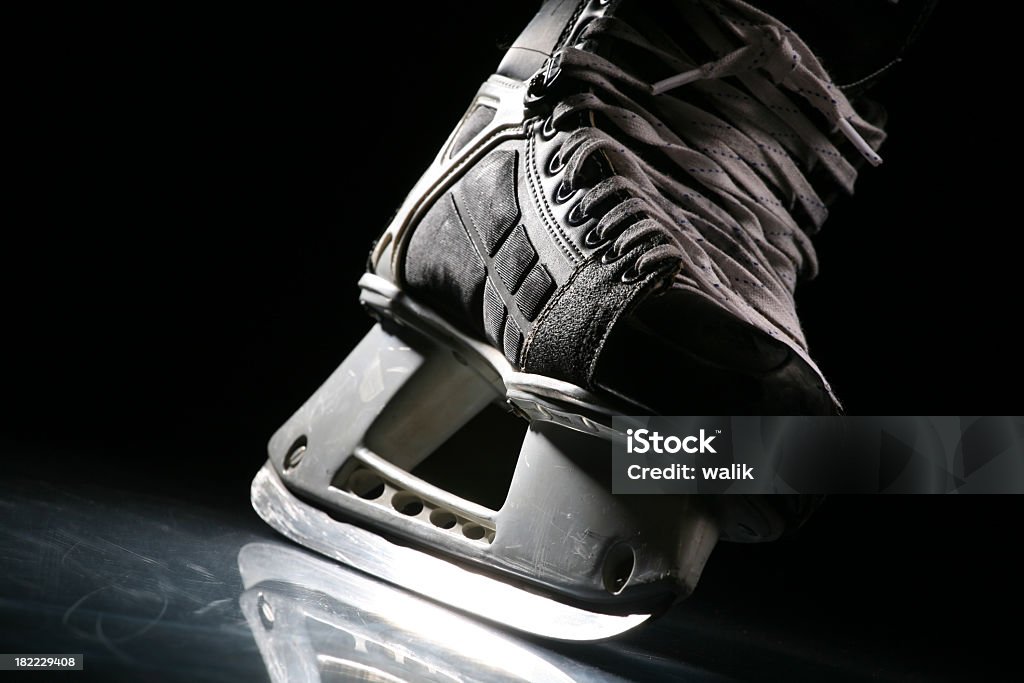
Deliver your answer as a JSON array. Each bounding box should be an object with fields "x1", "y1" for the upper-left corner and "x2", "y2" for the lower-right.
[{"x1": 253, "y1": 0, "x2": 889, "y2": 639}]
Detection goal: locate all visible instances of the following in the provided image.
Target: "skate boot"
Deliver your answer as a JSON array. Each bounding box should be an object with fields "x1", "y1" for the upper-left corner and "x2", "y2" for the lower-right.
[{"x1": 253, "y1": 0, "x2": 889, "y2": 639}]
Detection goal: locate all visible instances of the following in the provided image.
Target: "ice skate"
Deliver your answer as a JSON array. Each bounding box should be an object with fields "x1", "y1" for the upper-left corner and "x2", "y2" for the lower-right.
[{"x1": 253, "y1": 0, "x2": 886, "y2": 639}]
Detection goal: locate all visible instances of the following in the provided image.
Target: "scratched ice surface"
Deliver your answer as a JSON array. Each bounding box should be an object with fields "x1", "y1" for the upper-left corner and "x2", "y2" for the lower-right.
[
  {"x1": 0, "y1": 481, "x2": 269, "y2": 682},
  {"x1": 0, "y1": 479, "x2": 719, "y2": 683},
  {"x1": 0, "y1": 474, "x2": 1009, "y2": 682}
]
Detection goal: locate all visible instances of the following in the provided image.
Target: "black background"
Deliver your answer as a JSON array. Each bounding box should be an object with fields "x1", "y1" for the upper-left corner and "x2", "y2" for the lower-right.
[{"x1": 4, "y1": 4, "x2": 1020, "y2": 680}]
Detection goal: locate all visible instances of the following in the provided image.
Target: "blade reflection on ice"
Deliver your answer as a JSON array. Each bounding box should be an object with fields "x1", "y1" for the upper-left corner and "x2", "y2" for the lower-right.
[{"x1": 239, "y1": 542, "x2": 630, "y2": 682}]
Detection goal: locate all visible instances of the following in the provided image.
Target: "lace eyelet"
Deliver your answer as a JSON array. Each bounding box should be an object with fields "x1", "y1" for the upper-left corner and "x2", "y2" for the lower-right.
[
  {"x1": 570, "y1": 17, "x2": 594, "y2": 49},
  {"x1": 620, "y1": 262, "x2": 643, "y2": 283},
  {"x1": 601, "y1": 246, "x2": 621, "y2": 264},
  {"x1": 583, "y1": 226, "x2": 604, "y2": 247},
  {"x1": 540, "y1": 116, "x2": 558, "y2": 140},
  {"x1": 553, "y1": 180, "x2": 574, "y2": 204},
  {"x1": 546, "y1": 150, "x2": 565, "y2": 175},
  {"x1": 567, "y1": 202, "x2": 588, "y2": 227}
]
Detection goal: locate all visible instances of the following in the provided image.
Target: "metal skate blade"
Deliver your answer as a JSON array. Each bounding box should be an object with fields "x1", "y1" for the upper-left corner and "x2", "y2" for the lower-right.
[{"x1": 251, "y1": 462, "x2": 650, "y2": 641}]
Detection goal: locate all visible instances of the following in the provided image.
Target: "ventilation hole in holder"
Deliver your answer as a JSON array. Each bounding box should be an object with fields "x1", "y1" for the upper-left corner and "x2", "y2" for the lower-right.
[
  {"x1": 283, "y1": 435, "x2": 308, "y2": 471},
  {"x1": 391, "y1": 492, "x2": 424, "y2": 516},
  {"x1": 462, "y1": 523, "x2": 486, "y2": 541},
  {"x1": 429, "y1": 509, "x2": 457, "y2": 529},
  {"x1": 257, "y1": 592, "x2": 274, "y2": 630},
  {"x1": 602, "y1": 543, "x2": 635, "y2": 595},
  {"x1": 348, "y1": 470, "x2": 385, "y2": 500}
]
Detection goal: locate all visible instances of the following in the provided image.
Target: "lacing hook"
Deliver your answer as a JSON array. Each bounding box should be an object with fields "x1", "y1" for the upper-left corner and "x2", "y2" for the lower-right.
[{"x1": 524, "y1": 51, "x2": 565, "y2": 115}]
